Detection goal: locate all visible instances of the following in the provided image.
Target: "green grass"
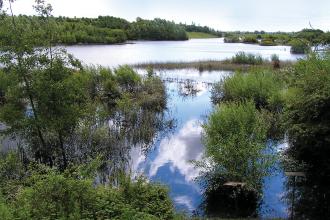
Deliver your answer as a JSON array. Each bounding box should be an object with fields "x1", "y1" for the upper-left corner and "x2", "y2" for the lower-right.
[{"x1": 187, "y1": 32, "x2": 219, "y2": 39}]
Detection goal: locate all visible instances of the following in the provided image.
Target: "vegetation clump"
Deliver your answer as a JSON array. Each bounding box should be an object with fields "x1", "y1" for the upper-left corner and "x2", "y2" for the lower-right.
[
  {"x1": 211, "y1": 70, "x2": 284, "y2": 110},
  {"x1": 289, "y1": 39, "x2": 310, "y2": 54},
  {"x1": 198, "y1": 101, "x2": 275, "y2": 217},
  {"x1": 224, "y1": 34, "x2": 240, "y2": 43},
  {"x1": 230, "y1": 52, "x2": 264, "y2": 65},
  {"x1": 241, "y1": 35, "x2": 258, "y2": 44},
  {"x1": 0, "y1": 152, "x2": 175, "y2": 220}
]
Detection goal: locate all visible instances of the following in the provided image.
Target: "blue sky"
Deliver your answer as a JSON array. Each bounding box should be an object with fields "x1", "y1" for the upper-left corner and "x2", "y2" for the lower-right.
[{"x1": 4, "y1": 0, "x2": 330, "y2": 31}]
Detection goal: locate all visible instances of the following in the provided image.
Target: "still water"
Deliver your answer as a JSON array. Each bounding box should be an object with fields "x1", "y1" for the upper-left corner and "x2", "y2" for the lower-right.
[
  {"x1": 130, "y1": 69, "x2": 288, "y2": 218},
  {"x1": 66, "y1": 40, "x2": 291, "y2": 218},
  {"x1": 66, "y1": 38, "x2": 303, "y2": 67}
]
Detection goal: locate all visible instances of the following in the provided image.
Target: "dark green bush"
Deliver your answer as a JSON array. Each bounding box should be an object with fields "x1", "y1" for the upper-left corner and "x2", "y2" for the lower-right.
[
  {"x1": 0, "y1": 152, "x2": 175, "y2": 220},
  {"x1": 289, "y1": 39, "x2": 310, "y2": 54},
  {"x1": 284, "y1": 53, "x2": 330, "y2": 174}
]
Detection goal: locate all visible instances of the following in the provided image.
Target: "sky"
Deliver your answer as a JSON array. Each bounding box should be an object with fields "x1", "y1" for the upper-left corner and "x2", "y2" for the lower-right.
[{"x1": 3, "y1": 0, "x2": 330, "y2": 32}]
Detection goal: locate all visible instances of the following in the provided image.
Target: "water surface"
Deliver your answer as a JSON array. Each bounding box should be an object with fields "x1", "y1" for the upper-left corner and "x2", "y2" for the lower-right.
[
  {"x1": 131, "y1": 69, "x2": 288, "y2": 218},
  {"x1": 66, "y1": 42, "x2": 290, "y2": 217},
  {"x1": 66, "y1": 38, "x2": 304, "y2": 67}
]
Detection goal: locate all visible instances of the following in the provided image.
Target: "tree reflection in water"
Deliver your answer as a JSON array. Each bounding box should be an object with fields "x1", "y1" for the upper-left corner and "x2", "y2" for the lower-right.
[{"x1": 284, "y1": 167, "x2": 330, "y2": 219}]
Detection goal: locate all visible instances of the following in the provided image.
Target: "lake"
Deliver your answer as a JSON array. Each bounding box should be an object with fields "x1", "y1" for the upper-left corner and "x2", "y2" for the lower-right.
[
  {"x1": 66, "y1": 39, "x2": 291, "y2": 218},
  {"x1": 66, "y1": 38, "x2": 304, "y2": 67}
]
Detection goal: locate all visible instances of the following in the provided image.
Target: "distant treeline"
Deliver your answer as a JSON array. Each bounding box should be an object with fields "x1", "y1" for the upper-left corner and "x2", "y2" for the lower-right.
[
  {"x1": 224, "y1": 29, "x2": 330, "y2": 54},
  {"x1": 0, "y1": 15, "x2": 190, "y2": 44},
  {"x1": 179, "y1": 23, "x2": 222, "y2": 36}
]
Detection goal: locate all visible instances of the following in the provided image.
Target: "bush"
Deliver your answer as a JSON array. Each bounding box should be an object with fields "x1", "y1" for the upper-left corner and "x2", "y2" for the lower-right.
[
  {"x1": 203, "y1": 101, "x2": 273, "y2": 188},
  {"x1": 0, "y1": 151, "x2": 176, "y2": 220},
  {"x1": 285, "y1": 53, "x2": 330, "y2": 174},
  {"x1": 0, "y1": 194, "x2": 13, "y2": 220},
  {"x1": 231, "y1": 52, "x2": 263, "y2": 65},
  {"x1": 115, "y1": 65, "x2": 141, "y2": 92},
  {"x1": 242, "y1": 35, "x2": 258, "y2": 44},
  {"x1": 260, "y1": 38, "x2": 276, "y2": 46},
  {"x1": 224, "y1": 35, "x2": 240, "y2": 43},
  {"x1": 271, "y1": 54, "x2": 280, "y2": 69},
  {"x1": 212, "y1": 70, "x2": 285, "y2": 111},
  {"x1": 289, "y1": 39, "x2": 310, "y2": 54}
]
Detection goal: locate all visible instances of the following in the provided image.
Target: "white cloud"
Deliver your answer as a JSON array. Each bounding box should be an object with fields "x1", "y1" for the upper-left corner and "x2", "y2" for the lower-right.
[
  {"x1": 174, "y1": 195, "x2": 194, "y2": 211},
  {"x1": 149, "y1": 119, "x2": 204, "y2": 182}
]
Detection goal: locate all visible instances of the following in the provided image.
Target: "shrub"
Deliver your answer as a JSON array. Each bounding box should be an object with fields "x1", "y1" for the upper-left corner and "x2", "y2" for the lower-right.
[
  {"x1": 212, "y1": 70, "x2": 285, "y2": 111},
  {"x1": 0, "y1": 194, "x2": 13, "y2": 220},
  {"x1": 284, "y1": 53, "x2": 330, "y2": 174},
  {"x1": 260, "y1": 38, "x2": 276, "y2": 46},
  {"x1": 231, "y1": 52, "x2": 263, "y2": 65},
  {"x1": 0, "y1": 152, "x2": 175, "y2": 220},
  {"x1": 224, "y1": 35, "x2": 240, "y2": 43},
  {"x1": 203, "y1": 101, "x2": 273, "y2": 188},
  {"x1": 242, "y1": 35, "x2": 258, "y2": 44},
  {"x1": 289, "y1": 39, "x2": 310, "y2": 54},
  {"x1": 271, "y1": 54, "x2": 280, "y2": 69},
  {"x1": 11, "y1": 167, "x2": 174, "y2": 219},
  {"x1": 115, "y1": 65, "x2": 141, "y2": 92}
]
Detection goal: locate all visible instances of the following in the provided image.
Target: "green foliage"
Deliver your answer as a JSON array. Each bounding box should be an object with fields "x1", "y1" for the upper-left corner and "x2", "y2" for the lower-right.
[
  {"x1": 224, "y1": 34, "x2": 240, "y2": 43},
  {"x1": 187, "y1": 32, "x2": 218, "y2": 39},
  {"x1": 128, "y1": 18, "x2": 188, "y2": 41},
  {"x1": 296, "y1": 29, "x2": 324, "y2": 44},
  {"x1": 0, "y1": 13, "x2": 189, "y2": 45},
  {"x1": 0, "y1": 152, "x2": 175, "y2": 220},
  {"x1": 289, "y1": 39, "x2": 310, "y2": 54},
  {"x1": 241, "y1": 35, "x2": 258, "y2": 44},
  {"x1": 115, "y1": 65, "x2": 142, "y2": 92},
  {"x1": 180, "y1": 23, "x2": 222, "y2": 36},
  {"x1": 284, "y1": 53, "x2": 330, "y2": 173},
  {"x1": 230, "y1": 52, "x2": 264, "y2": 65},
  {"x1": 203, "y1": 101, "x2": 273, "y2": 189},
  {"x1": 259, "y1": 38, "x2": 276, "y2": 46},
  {"x1": 222, "y1": 29, "x2": 330, "y2": 49},
  {"x1": 0, "y1": 194, "x2": 13, "y2": 220},
  {"x1": 212, "y1": 70, "x2": 285, "y2": 111},
  {"x1": 271, "y1": 54, "x2": 280, "y2": 69}
]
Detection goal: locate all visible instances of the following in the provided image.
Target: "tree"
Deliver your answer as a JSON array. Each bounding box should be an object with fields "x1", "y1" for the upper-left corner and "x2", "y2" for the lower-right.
[{"x1": 0, "y1": 0, "x2": 89, "y2": 169}]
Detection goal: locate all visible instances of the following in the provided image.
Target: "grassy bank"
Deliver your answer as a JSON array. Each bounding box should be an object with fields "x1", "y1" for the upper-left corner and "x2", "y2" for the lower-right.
[
  {"x1": 188, "y1": 32, "x2": 219, "y2": 39},
  {"x1": 134, "y1": 59, "x2": 294, "y2": 71}
]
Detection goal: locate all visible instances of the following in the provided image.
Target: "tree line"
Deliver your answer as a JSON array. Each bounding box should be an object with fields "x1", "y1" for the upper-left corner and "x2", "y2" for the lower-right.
[
  {"x1": 0, "y1": 14, "x2": 189, "y2": 45},
  {"x1": 224, "y1": 29, "x2": 330, "y2": 54}
]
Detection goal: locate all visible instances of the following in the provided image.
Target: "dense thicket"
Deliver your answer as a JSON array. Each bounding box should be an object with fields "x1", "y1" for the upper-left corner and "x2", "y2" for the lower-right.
[{"x1": 0, "y1": 152, "x2": 175, "y2": 220}]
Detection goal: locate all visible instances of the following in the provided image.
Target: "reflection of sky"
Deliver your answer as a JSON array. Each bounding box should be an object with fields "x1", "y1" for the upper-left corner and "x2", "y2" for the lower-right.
[
  {"x1": 149, "y1": 119, "x2": 203, "y2": 182},
  {"x1": 129, "y1": 70, "x2": 215, "y2": 212},
  {"x1": 130, "y1": 69, "x2": 288, "y2": 217}
]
